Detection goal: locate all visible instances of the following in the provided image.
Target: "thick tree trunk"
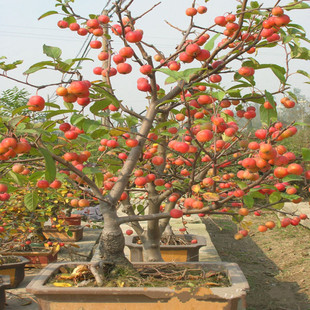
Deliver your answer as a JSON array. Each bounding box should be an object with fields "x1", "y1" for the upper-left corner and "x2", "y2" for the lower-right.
[{"x1": 99, "y1": 207, "x2": 130, "y2": 265}]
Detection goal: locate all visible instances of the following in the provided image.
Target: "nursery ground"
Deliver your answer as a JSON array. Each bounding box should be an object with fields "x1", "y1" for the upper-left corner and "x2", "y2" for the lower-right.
[{"x1": 203, "y1": 212, "x2": 310, "y2": 310}]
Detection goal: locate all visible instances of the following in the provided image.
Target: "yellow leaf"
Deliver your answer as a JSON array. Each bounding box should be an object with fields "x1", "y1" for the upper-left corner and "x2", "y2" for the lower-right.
[
  {"x1": 52, "y1": 244, "x2": 60, "y2": 256},
  {"x1": 191, "y1": 184, "x2": 201, "y2": 193},
  {"x1": 202, "y1": 192, "x2": 220, "y2": 201},
  {"x1": 109, "y1": 127, "x2": 129, "y2": 136},
  {"x1": 53, "y1": 282, "x2": 72, "y2": 287}
]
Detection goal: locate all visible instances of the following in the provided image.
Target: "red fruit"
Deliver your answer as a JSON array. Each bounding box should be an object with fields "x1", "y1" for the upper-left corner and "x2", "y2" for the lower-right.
[
  {"x1": 119, "y1": 47, "x2": 134, "y2": 58},
  {"x1": 196, "y1": 130, "x2": 213, "y2": 143},
  {"x1": 173, "y1": 142, "x2": 190, "y2": 154},
  {"x1": 210, "y1": 74, "x2": 222, "y2": 83},
  {"x1": 65, "y1": 131, "x2": 78, "y2": 140},
  {"x1": 185, "y1": 44, "x2": 201, "y2": 57},
  {"x1": 238, "y1": 208, "x2": 249, "y2": 216},
  {"x1": 185, "y1": 8, "x2": 197, "y2": 16},
  {"x1": 140, "y1": 65, "x2": 153, "y2": 75},
  {"x1": 281, "y1": 217, "x2": 291, "y2": 227},
  {"x1": 179, "y1": 227, "x2": 186, "y2": 232},
  {"x1": 0, "y1": 184, "x2": 8, "y2": 193},
  {"x1": 214, "y1": 16, "x2": 227, "y2": 26},
  {"x1": 258, "y1": 225, "x2": 268, "y2": 232},
  {"x1": 50, "y1": 180, "x2": 62, "y2": 189},
  {"x1": 300, "y1": 214, "x2": 308, "y2": 220},
  {"x1": 27, "y1": 96, "x2": 45, "y2": 111},
  {"x1": 25, "y1": 240, "x2": 32, "y2": 245},
  {"x1": 90, "y1": 40, "x2": 102, "y2": 49},
  {"x1": 126, "y1": 229, "x2": 133, "y2": 236},
  {"x1": 265, "y1": 221, "x2": 276, "y2": 229},
  {"x1": 0, "y1": 193, "x2": 10, "y2": 201},
  {"x1": 125, "y1": 30, "x2": 143, "y2": 43},
  {"x1": 170, "y1": 209, "x2": 183, "y2": 218},
  {"x1": 239, "y1": 229, "x2": 249, "y2": 237},
  {"x1": 59, "y1": 123, "x2": 71, "y2": 132},
  {"x1": 134, "y1": 177, "x2": 148, "y2": 187},
  {"x1": 47, "y1": 241, "x2": 53, "y2": 246},
  {"x1": 57, "y1": 20, "x2": 68, "y2": 28},
  {"x1": 197, "y1": 6, "x2": 207, "y2": 14},
  {"x1": 117, "y1": 63, "x2": 132, "y2": 74},
  {"x1": 287, "y1": 163, "x2": 303, "y2": 175},
  {"x1": 98, "y1": 14, "x2": 110, "y2": 24},
  {"x1": 59, "y1": 242, "x2": 65, "y2": 247},
  {"x1": 152, "y1": 156, "x2": 164, "y2": 166},
  {"x1": 69, "y1": 23, "x2": 80, "y2": 31},
  {"x1": 255, "y1": 129, "x2": 267, "y2": 140},
  {"x1": 179, "y1": 52, "x2": 194, "y2": 63},
  {"x1": 126, "y1": 139, "x2": 139, "y2": 148},
  {"x1": 254, "y1": 211, "x2": 262, "y2": 216},
  {"x1": 37, "y1": 180, "x2": 49, "y2": 189},
  {"x1": 238, "y1": 67, "x2": 255, "y2": 76}
]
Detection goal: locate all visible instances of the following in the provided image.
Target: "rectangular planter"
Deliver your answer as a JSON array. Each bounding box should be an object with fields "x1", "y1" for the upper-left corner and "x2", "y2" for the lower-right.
[
  {"x1": 0, "y1": 248, "x2": 58, "y2": 268},
  {"x1": 0, "y1": 256, "x2": 29, "y2": 288},
  {"x1": 0, "y1": 275, "x2": 10, "y2": 310},
  {"x1": 26, "y1": 261, "x2": 249, "y2": 310},
  {"x1": 43, "y1": 225, "x2": 84, "y2": 242},
  {"x1": 125, "y1": 234, "x2": 206, "y2": 262}
]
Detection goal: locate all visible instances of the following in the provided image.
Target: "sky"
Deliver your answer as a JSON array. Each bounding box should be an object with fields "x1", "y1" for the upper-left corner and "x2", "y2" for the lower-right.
[{"x1": 0, "y1": 0, "x2": 309, "y2": 113}]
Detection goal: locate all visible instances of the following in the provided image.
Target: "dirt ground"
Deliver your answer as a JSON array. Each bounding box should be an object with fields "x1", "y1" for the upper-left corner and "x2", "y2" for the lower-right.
[{"x1": 203, "y1": 212, "x2": 310, "y2": 310}]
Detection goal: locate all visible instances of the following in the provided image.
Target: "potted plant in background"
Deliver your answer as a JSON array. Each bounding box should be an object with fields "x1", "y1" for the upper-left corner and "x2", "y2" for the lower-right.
[{"x1": 0, "y1": 0, "x2": 310, "y2": 308}]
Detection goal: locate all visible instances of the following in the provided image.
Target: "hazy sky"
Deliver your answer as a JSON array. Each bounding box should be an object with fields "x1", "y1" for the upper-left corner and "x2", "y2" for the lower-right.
[{"x1": 0, "y1": 0, "x2": 309, "y2": 112}]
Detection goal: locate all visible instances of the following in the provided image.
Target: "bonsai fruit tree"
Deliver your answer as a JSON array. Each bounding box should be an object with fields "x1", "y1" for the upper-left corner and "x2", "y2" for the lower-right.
[{"x1": 0, "y1": 0, "x2": 310, "y2": 265}]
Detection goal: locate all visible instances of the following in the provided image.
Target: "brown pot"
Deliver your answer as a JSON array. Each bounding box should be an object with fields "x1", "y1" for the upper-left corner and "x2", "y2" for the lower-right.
[
  {"x1": 26, "y1": 261, "x2": 249, "y2": 310},
  {"x1": 0, "y1": 256, "x2": 29, "y2": 288},
  {"x1": 125, "y1": 234, "x2": 206, "y2": 262},
  {"x1": 0, "y1": 248, "x2": 58, "y2": 268},
  {"x1": 0, "y1": 275, "x2": 10, "y2": 310},
  {"x1": 53, "y1": 215, "x2": 82, "y2": 226},
  {"x1": 43, "y1": 225, "x2": 84, "y2": 242}
]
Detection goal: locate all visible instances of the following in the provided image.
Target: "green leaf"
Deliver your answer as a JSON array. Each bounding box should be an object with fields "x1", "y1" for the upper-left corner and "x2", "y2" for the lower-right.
[
  {"x1": 204, "y1": 33, "x2": 221, "y2": 51},
  {"x1": 269, "y1": 191, "x2": 281, "y2": 204},
  {"x1": 282, "y1": 174, "x2": 303, "y2": 182},
  {"x1": 12, "y1": 106, "x2": 28, "y2": 116},
  {"x1": 45, "y1": 109, "x2": 77, "y2": 119},
  {"x1": 243, "y1": 195, "x2": 254, "y2": 208},
  {"x1": 285, "y1": 2, "x2": 310, "y2": 10},
  {"x1": 89, "y1": 99, "x2": 111, "y2": 115},
  {"x1": 250, "y1": 1, "x2": 259, "y2": 8},
  {"x1": 43, "y1": 45, "x2": 62, "y2": 59},
  {"x1": 24, "y1": 192, "x2": 39, "y2": 212},
  {"x1": 23, "y1": 61, "x2": 55, "y2": 75},
  {"x1": 39, "y1": 148, "x2": 56, "y2": 183},
  {"x1": 63, "y1": 102, "x2": 74, "y2": 110},
  {"x1": 281, "y1": 193, "x2": 301, "y2": 201},
  {"x1": 45, "y1": 102, "x2": 60, "y2": 109},
  {"x1": 155, "y1": 186, "x2": 166, "y2": 191},
  {"x1": 78, "y1": 134, "x2": 94, "y2": 141},
  {"x1": 8, "y1": 171, "x2": 25, "y2": 186},
  {"x1": 94, "y1": 173, "x2": 104, "y2": 188},
  {"x1": 91, "y1": 128, "x2": 109, "y2": 139},
  {"x1": 289, "y1": 44, "x2": 310, "y2": 60},
  {"x1": 137, "y1": 205, "x2": 145, "y2": 215},
  {"x1": 236, "y1": 181, "x2": 247, "y2": 189},
  {"x1": 260, "y1": 91, "x2": 277, "y2": 126},
  {"x1": 82, "y1": 119, "x2": 101, "y2": 133},
  {"x1": 38, "y1": 10, "x2": 58, "y2": 20},
  {"x1": 297, "y1": 70, "x2": 310, "y2": 79},
  {"x1": 302, "y1": 148, "x2": 310, "y2": 161},
  {"x1": 8, "y1": 116, "x2": 26, "y2": 127}
]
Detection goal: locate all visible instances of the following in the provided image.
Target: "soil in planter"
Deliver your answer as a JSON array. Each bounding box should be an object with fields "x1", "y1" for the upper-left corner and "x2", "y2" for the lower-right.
[
  {"x1": 133, "y1": 235, "x2": 192, "y2": 246},
  {"x1": 46, "y1": 263, "x2": 230, "y2": 289},
  {"x1": 0, "y1": 256, "x2": 22, "y2": 265}
]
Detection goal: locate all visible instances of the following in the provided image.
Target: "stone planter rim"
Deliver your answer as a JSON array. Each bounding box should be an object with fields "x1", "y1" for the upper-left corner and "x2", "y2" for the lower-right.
[
  {"x1": 0, "y1": 255, "x2": 29, "y2": 267},
  {"x1": 26, "y1": 261, "x2": 249, "y2": 300}
]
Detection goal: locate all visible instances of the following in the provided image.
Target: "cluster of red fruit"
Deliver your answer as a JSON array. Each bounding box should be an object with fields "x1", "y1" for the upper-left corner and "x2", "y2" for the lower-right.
[
  {"x1": 93, "y1": 46, "x2": 135, "y2": 77},
  {"x1": 57, "y1": 15, "x2": 110, "y2": 36},
  {"x1": 59, "y1": 121, "x2": 85, "y2": 140},
  {"x1": 11, "y1": 163, "x2": 30, "y2": 175},
  {"x1": 0, "y1": 184, "x2": 10, "y2": 202},
  {"x1": 261, "y1": 7, "x2": 290, "y2": 42},
  {"x1": 0, "y1": 137, "x2": 31, "y2": 161},
  {"x1": 56, "y1": 80, "x2": 91, "y2": 108},
  {"x1": 36, "y1": 179, "x2": 62, "y2": 190},
  {"x1": 59, "y1": 151, "x2": 92, "y2": 182}
]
